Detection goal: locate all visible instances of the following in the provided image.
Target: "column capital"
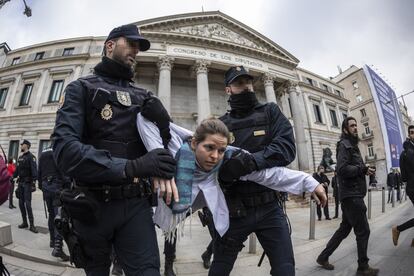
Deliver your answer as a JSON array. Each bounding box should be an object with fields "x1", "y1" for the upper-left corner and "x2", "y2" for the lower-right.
[
  {"x1": 157, "y1": 55, "x2": 174, "y2": 71},
  {"x1": 194, "y1": 59, "x2": 210, "y2": 74},
  {"x1": 262, "y1": 73, "x2": 276, "y2": 86},
  {"x1": 285, "y1": 80, "x2": 300, "y2": 94}
]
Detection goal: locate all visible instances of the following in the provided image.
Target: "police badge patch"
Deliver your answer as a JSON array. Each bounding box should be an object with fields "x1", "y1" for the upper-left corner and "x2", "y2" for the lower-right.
[
  {"x1": 116, "y1": 91, "x2": 132, "y2": 107},
  {"x1": 101, "y1": 104, "x2": 113, "y2": 120}
]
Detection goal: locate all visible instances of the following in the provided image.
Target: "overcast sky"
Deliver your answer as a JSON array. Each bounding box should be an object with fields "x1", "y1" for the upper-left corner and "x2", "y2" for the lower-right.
[{"x1": 1, "y1": 0, "x2": 413, "y2": 117}]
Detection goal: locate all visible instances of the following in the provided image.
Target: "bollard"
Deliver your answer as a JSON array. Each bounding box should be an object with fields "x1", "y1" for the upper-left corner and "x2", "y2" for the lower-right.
[
  {"x1": 382, "y1": 187, "x2": 385, "y2": 213},
  {"x1": 309, "y1": 200, "x2": 316, "y2": 240},
  {"x1": 367, "y1": 188, "x2": 372, "y2": 220},
  {"x1": 392, "y1": 187, "x2": 395, "y2": 208},
  {"x1": 249, "y1": 233, "x2": 256, "y2": 254},
  {"x1": 400, "y1": 188, "x2": 403, "y2": 204}
]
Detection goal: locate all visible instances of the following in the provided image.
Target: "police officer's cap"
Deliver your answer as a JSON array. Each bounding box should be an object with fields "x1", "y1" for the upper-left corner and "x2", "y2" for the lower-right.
[
  {"x1": 224, "y1": 66, "x2": 253, "y2": 86},
  {"x1": 105, "y1": 24, "x2": 150, "y2": 52},
  {"x1": 20, "y1": 139, "x2": 31, "y2": 148}
]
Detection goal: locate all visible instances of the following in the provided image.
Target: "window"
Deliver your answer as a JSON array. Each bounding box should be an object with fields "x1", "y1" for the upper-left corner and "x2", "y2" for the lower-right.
[
  {"x1": 352, "y1": 80, "x2": 359, "y2": 89},
  {"x1": 360, "y1": 108, "x2": 367, "y2": 117},
  {"x1": 34, "y1": 52, "x2": 44, "y2": 61},
  {"x1": 356, "y1": 95, "x2": 363, "y2": 102},
  {"x1": 38, "y1": 140, "x2": 51, "y2": 157},
  {"x1": 335, "y1": 90, "x2": 342, "y2": 97},
  {"x1": 11, "y1": 57, "x2": 20, "y2": 65},
  {"x1": 367, "y1": 143, "x2": 374, "y2": 157},
  {"x1": 48, "y1": 80, "x2": 64, "y2": 103},
  {"x1": 321, "y1": 84, "x2": 329, "y2": 91},
  {"x1": 313, "y1": 104, "x2": 323, "y2": 123},
  {"x1": 62, "y1": 47, "x2": 74, "y2": 56},
  {"x1": 19, "y1": 83, "x2": 33, "y2": 106},
  {"x1": 8, "y1": 140, "x2": 19, "y2": 162},
  {"x1": 306, "y1": 77, "x2": 313, "y2": 86},
  {"x1": 363, "y1": 123, "x2": 371, "y2": 135},
  {"x1": 329, "y1": 109, "x2": 338, "y2": 127},
  {"x1": 0, "y1": 87, "x2": 8, "y2": 108},
  {"x1": 288, "y1": 98, "x2": 293, "y2": 117}
]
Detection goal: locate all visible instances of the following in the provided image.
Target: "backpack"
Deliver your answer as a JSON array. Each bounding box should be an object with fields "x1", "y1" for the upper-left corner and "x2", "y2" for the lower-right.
[{"x1": 0, "y1": 145, "x2": 11, "y2": 206}]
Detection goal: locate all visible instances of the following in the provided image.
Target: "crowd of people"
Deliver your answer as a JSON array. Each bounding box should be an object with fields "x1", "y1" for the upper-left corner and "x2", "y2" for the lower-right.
[{"x1": 0, "y1": 23, "x2": 413, "y2": 276}]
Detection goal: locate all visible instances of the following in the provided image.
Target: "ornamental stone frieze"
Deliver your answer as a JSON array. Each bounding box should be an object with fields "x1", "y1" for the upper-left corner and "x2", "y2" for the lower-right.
[{"x1": 160, "y1": 23, "x2": 268, "y2": 52}]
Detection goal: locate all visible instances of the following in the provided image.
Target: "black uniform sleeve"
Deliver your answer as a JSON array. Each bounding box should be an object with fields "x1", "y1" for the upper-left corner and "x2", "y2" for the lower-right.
[
  {"x1": 37, "y1": 153, "x2": 43, "y2": 183},
  {"x1": 324, "y1": 175, "x2": 330, "y2": 186},
  {"x1": 336, "y1": 143, "x2": 365, "y2": 180},
  {"x1": 13, "y1": 164, "x2": 18, "y2": 179},
  {"x1": 30, "y1": 154, "x2": 38, "y2": 181},
  {"x1": 252, "y1": 103, "x2": 296, "y2": 169},
  {"x1": 400, "y1": 151, "x2": 408, "y2": 182},
  {"x1": 51, "y1": 80, "x2": 126, "y2": 183}
]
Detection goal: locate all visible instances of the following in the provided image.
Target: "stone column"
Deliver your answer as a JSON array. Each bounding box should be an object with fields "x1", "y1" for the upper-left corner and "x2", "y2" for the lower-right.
[
  {"x1": 287, "y1": 80, "x2": 309, "y2": 171},
  {"x1": 262, "y1": 73, "x2": 277, "y2": 103},
  {"x1": 194, "y1": 60, "x2": 211, "y2": 124},
  {"x1": 157, "y1": 56, "x2": 174, "y2": 113}
]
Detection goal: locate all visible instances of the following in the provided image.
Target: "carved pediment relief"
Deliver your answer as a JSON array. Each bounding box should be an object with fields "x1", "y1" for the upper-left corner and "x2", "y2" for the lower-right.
[{"x1": 160, "y1": 23, "x2": 269, "y2": 53}]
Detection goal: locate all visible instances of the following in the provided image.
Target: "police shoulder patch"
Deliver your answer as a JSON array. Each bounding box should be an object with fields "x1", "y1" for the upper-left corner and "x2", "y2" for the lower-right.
[{"x1": 58, "y1": 92, "x2": 66, "y2": 109}]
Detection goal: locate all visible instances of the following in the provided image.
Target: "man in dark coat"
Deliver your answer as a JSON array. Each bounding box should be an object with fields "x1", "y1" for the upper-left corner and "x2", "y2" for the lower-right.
[
  {"x1": 316, "y1": 117, "x2": 379, "y2": 276},
  {"x1": 331, "y1": 171, "x2": 339, "y2": 219},
  {"x1": 392, "y1": 125, "x2": 414, "y2": 246}
]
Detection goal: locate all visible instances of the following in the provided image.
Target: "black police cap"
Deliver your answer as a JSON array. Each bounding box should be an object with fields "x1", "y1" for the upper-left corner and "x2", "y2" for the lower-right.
[
  {"x1": 20, "y1": 139, "x2": 31, "y2": 147},
  {"x1": 105, "y1": 24, "x2": 150, "y2": 52},
  {"x1": 224, "y1": 66, "x2": 253, "y2": 86}
]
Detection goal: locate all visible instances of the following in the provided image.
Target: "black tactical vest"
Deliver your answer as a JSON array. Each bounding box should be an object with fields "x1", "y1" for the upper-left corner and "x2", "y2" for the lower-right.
[
  {"x1": 17, "y1": 152, "x2": 34, "y2": 179},
  {"x1": 79, "y1": 75, "x2": 149, "y2": 160},
  {"x1": 220, "y1": 103, "x2": 274, "y2": 195}
]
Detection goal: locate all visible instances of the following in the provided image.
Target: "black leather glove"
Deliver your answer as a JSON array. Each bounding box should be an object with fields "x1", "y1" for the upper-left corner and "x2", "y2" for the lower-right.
[
  {"x1": 218, "y1": 150, "x2": 258, "y2": 183},
  {"x1": 125, "y1": 148, "x2": 176, "y2": 179},
  {"x1": 141, "y1": 96, "x2": 171, "y2": 129}
]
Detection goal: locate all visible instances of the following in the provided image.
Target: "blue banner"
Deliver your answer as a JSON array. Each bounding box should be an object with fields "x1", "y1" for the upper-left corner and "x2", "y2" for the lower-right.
[{"x1": 364, "y1": 65, "x2": 404, "y2": 169}]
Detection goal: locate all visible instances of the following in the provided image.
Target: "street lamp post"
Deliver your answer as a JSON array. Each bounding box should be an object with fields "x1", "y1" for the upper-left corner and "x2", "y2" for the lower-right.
[{"x1": 0, "y1": 0, "x2": 32, "y2": 17}]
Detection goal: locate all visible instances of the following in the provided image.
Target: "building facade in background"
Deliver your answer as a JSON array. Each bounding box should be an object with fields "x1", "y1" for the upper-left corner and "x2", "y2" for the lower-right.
[
  {"x1": 1, "y1": 11, "x2": 349, "y2": 173},
  {"x1": 333, "y1": 65, "x2": 409, "y2": 185}
]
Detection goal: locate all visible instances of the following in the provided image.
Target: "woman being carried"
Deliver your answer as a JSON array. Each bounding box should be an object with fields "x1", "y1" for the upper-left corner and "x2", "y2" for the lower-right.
[{"x1": 137, "y1": 114, "x2": 326, "y2": 238}]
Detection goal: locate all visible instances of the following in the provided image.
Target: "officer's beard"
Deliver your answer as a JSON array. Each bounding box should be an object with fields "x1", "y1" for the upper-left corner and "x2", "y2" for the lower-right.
[{"x1": 228, "y1": 89, "x2": 258, "y2": 115}]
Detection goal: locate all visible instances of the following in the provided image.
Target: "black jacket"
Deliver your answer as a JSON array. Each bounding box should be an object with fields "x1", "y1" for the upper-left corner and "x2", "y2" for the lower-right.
[
  {"x1": 13, "y1": 151, "x2": 37, "y2": 183},
  {"x1": 400, "y1": 139, "x2": 414, "y2": 197},
  {"x1": 331, "y1": 175, "x2": 338, "y2": 198},
  {"x1": 386, "y1": 172, "x2": 399, "y2": 188},
  {"x1": 336, "y1": 136, "x2": 368, "y2": 201}
]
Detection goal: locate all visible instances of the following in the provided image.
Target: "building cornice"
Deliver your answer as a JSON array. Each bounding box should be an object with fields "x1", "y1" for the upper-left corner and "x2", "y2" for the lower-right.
[
  {"x1": 299, "y1": 82, "x2": 350, "y2": 104},
  {"x1": 0, "y1": 54, "x2": 90, "y2": 74}
]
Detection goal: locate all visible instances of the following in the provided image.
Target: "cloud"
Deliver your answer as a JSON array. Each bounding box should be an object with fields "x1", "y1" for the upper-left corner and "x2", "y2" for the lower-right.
[{"x1": 1, "y1": 0, "x2": 413, "y2": 116}]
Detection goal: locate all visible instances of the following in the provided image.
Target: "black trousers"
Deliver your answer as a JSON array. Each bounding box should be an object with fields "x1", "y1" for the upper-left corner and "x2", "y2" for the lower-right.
[
  {"x1": 43, "y1": 189, "x2": 63, "y2": 244},
  {"x1": 164, "y1": 232, "x2": 177, "y2": 262},
  {"x1": 334, "y1": 195, "x2": 339, "y2": 218},
  {"x1": 397, "y1": 196, "x2": 414, "y2": 232},
  {"x1": 318, "y1": 197, "x2": 370, "y2": 267},
  {"x1": 8, "y1": 179, "x2": 15, "y2": 206},
  {"x1": 18, "y1": 183, "x2": 34, "y2": 225},
  {"x1": 74, "y1": 197, "x2": 160, "y2": 276},
  {"x1": 317, "y1": 199, "x2": 330, "y2": 219},
  {"x1": 209, "y1": 201, "x2": 294, "y2": 276}
]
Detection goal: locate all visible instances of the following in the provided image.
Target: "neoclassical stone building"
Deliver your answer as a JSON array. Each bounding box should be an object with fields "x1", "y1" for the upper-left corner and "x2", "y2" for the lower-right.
[{"x1": 0, "y1": 11, "x2": 349, "y2": 172}]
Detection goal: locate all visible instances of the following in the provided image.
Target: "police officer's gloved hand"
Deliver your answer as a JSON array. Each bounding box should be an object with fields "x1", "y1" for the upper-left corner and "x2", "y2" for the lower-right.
[
  {"x1": 141, "y1": 96, "x2": 172, "y2": 128},
  {"x1": 218, "y1": 149, "x2": 258, "y2": 183},
  {"x1": 125, "y1": 148, "x2": 176, "y2": 179}
]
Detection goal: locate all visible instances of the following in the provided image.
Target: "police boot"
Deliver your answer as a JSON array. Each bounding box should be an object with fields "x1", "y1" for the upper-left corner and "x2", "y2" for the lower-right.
[
  {"x1": 201, "y1": 250, "x2": 212, "y2": 269},
  {"x1": 164, "y1": 258, "x2": 176, "y2": 276},
  {"x1": 18, "y1": 222, "x2": 28, "y2": 229},
  {"x1": 52, "y1": 239, "x2": 70, "y2": 262},
  {"x1": 29, "y1": 225, "x2": 38, "y2": 233},
  {"x1": 356, "y1": 265, "x2": 379, "y2": 276}
]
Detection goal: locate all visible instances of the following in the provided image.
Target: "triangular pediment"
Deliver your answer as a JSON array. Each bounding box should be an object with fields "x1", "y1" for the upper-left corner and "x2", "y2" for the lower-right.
[{"x1": 133, "y1": 11, "x2": 299, "y2": 67}]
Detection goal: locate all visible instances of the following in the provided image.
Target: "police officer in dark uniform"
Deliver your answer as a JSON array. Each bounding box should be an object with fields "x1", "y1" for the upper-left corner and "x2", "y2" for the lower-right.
[
  {"x1": 38, "y1": 147, "x2": 70, "y2": 261},
  {"x1": 52, "y1": 24, "x2": 177, "y2": 276},
  {"x1": 13, "y1": 139, "x2": 38, "y2": 233},
  {"x1": 210, "y1": 66, "x2": 296, "y2": 276}
]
